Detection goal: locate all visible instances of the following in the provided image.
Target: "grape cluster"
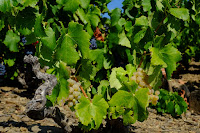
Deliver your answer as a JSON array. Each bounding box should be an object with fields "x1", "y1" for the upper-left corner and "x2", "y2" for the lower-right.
[
  {"x1": 21, "y1": 36, "x2": 36, "y2": 55},
  {"x1": 89, "y1": 37, "x2": 97, "y2": 49},
  {"x1": 21, "y1": 36, "x2": 27, "y2": 45},
  {"x1": 131, "y1": 68, "x2": 159, "y2": 105},
  {"x1": 131, "y1": 68, "x2": 152, "y2": 90},
  {"x1": 104, "y1": 24, "x2": 109, "y2": 34},
  {"x1": 0, "y1": 62, "x2": 6, "y2": 76},
  {"x1": 148, "y1": 89, "x2": 160, "y2": 106},
  {"x1": 67, "y1": 78, "x2": 82, "y2": 107}
]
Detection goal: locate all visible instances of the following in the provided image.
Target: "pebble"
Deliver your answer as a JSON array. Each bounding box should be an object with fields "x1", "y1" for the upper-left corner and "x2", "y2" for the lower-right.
[
  {"x1": 11, "y1": 114, "x2": 21, "y2": 122},
  {"x1": 0, "y1": 116, "x2": 11, "y2": 122},
  {"x1": 31, "y1": 125, "x2": 41, "y2": 132}
]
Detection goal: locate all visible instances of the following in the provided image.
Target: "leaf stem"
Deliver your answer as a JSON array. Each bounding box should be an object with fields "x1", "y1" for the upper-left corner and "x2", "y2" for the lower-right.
[
  {"x1": 75, "y1": 64, "x2": 82, "y2": 76},
  {"x1": 154, "y1": 15, "x2": 168, "y2": 33},
  {"x1": 74, "y1": 77, "x2": 89, "y2": 99},
  {"x1": 80, "y1": 86, "x2": 88, "y2": 98}
]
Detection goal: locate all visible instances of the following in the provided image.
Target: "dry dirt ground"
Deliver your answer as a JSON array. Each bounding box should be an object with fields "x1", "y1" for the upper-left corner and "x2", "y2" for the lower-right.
[{"x1": 0, "y1": 60, "x2": 200, "y2": 133}]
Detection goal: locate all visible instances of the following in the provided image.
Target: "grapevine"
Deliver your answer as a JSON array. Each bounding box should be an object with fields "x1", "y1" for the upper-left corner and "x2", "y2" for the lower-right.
[{"x1": 0, "y1": 0, "x2": 198, "y2": 132}]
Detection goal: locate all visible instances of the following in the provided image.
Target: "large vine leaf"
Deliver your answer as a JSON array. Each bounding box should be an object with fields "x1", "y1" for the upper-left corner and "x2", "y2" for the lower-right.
[
  {"x1": 16, "y1": 7, "x2": 37, "y2": 35},
  {"x1": 76, "y1": 8, "x2": 89, "y2": 25},
  {"x1": 150, "y1": 44, "x2": 182, "y2": 79},
  {"x1": 67, "y1": 22, "x2": 90, "y2": 59},
  {"x1": 169, "y1": 8, "x2": 189, "y2": 21},
  {"x1": 89, "y1": 49, "x2": 104, "y2": 69},
  {"x1": 55, "y1": 34, "x2": 80, "y2": 65},
  {"x1": 135, "y1": 88, "x2": 149, "y2": 121},
  {"x1": 57, "y1": 78, "x2": 69, "y2": 105},
  {"x1": 147, "y1": 65, "x2": 162, "y2": 90},
  {"x1": 109, "y1": 90, "x2": 134, "y2": 108},
  {"x1": 3, "y1": 30, "x2": 20, "y2": 52},
  {"x1": 40, "y1": 27, "x2": 56, "y2": 60},
  {"x1": 34, "y1": 14, "x2": 46, "y2": 37},
  {"x1": 133, "y1": 27, "x2": 147, "y2": 44},
  {"x1": 75, "y1": 95, "x2": 109, "y2": 129},
  {"x1": 56, "y1": 62, "x2": 70, "y2": 105},
  {"x1": 109, "y1": 89, "x2": 149, "y2": 124},
  {"x1": 79, "y1": 59, "x2": 94, "y2": 80},
  {"x1": 111, "y1": 8, "x2": 121, "y2": 26}
]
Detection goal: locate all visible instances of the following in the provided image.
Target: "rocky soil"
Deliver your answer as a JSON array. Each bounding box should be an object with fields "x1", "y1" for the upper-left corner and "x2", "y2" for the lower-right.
[{"x1": 0, "y1": 60, "x2": 199, "y2": 133}]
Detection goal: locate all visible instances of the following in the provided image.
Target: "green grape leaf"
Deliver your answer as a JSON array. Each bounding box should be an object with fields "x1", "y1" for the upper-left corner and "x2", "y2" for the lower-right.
[
  {"x1": 153, "y1": 34, "x2": 165, "y2": 48},
  {"x1": 89, "y1": 49, "x2": 104, "y2": 69},
  {"x1": 67, "y1": 22, "x2": 90, "y2": 59},
  {"x1": 169, "y1": 8, "x2": 189, "y2": 21},
  {"x1": 109, "y1": 67, "x2": 127, "y2": 90},
  {"x1": 125, "y1": 21, "x2": 133, "y2": 32},
  {"x1": 16, "y1": 7, "x2": 36, "y2": 35},
  {"x1": 109, "y1": 90, "x2": 139, "y2": 124},
  {"x1": 135, "y1": 88, "x2": 149, "y2": 109},
  {"x1": 23, "y1": 0, "x2": 38, "y2": 7},
  {"x1": 0, "y1": 0, "x2": 12, "y2": 13},
  {"x1": 86, "y1": 23, "x2": 93, "y2": 36},
  {"x1": 142, "y1": 0, "x2": 152, "y2": 12},
  {"x1": 55, "y1": 34, "x2": 80, "y2": 65},
  {"x1": 4, "y1": 59, "x2": 15, "y2": 67},
  {"x1": 150, "y1": 47, "x2": 166, "y2": 67},
  {"x1": 3, "y1": 30, "x2": 20, "y2": 52},
  {"x1": 87, "y1": 13, "x2": 100, "y2": 27},
  {"x1": 150, "y1": 44, "x2": 182, "y2": 79},
  {"x1": 123, "y1": 110, "x2": 135, "y2": 125},
  {"x1": 166, "y1": 101, "x2": 175, "y2": 114},
  {"x1": 34, "y1": 14, "x2": 46, "y2": 37},
  {"x1": 156, "y1": 0, "x2": 164, "y2": 11},
  {"x1": 135, "y1": 88, "x2": 149, "y2": 121},
  {"x1": 58, "y1": 61, "x2": 70, "y2": 79},
  {"x1": 75, "y1": 95, "x2": 109, "y2": 129},
  {"x1": 175, "y1": 104, "x2": 182, "y2": 115},
  {"x1": 97, "y1": 80, "x2": 110, "y2": 99},
  {"x1": 79, "y1": 59, "x2": 93, "y2": 80},
  {"x1": 109, "y1": 90, "x2": 134, "y2": 108},
  {"x1": 63, "y1": 0, "x2": 79, "y2": 13},
  {"x1": 108, "y1": 32, "x2": 119, "y2": 48},
  {"x1": 133, "y1": 27, "x2": 147, "y2": 44},
  {"x1": 125, "y1": 64, "x2": 136, "y2": 79},
  {"x1": 147, "y1": 65, "x2": 162, "y2": 90},
  {"x1": 46, "y1": 84, "x2": 59, "y2": 106},
  {"x1": 76, "y1": 8, "x2": 89, "y2": 24},
  {"x1": 57, "y1": 78, "x2": 69, "y2": 105},
  {"x1": 118, "y1": 30, "x2": 131, "y2": 48},
  {"x1": 40, "y1": 27, "x2": 56, "y2": 60},
  {"x1": 111, "y1": 8, "x2": 121, "y2": 26},
  {"x1": 79, "y1": 0, "x2": 90, "y2": 9},
  {"x1": 135, "y1": 16, "x2": 148, "y2": 26}
]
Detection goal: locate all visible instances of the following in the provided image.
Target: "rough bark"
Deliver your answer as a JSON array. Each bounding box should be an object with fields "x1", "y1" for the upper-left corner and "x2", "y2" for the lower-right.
[{"x1": 24, "y1": 55, "x2": 78, "y2": 132}]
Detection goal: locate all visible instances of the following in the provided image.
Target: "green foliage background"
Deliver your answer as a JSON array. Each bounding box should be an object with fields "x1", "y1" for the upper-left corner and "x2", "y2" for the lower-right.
[{"x1": 0, "y1": 0, "x2": 199, "y2": 131}]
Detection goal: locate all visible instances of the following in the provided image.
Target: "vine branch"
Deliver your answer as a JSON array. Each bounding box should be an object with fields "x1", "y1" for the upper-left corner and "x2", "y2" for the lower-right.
[
  {"x1": 154, "y1": 15, "x2": 168, "y2": 33},
  {"x1": 24, "y1": 55, "x2": 78, "y2": 132}
]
